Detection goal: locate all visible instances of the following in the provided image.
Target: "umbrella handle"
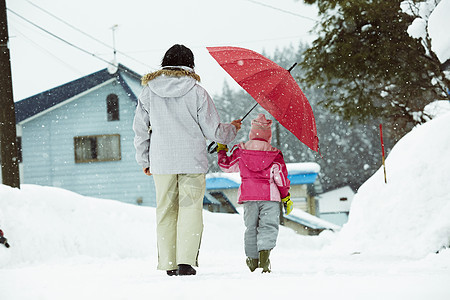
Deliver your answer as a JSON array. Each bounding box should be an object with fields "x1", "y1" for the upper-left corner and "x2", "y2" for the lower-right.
[{"x1": 241, "y1": 103, "x2": 259, "y2": 122}]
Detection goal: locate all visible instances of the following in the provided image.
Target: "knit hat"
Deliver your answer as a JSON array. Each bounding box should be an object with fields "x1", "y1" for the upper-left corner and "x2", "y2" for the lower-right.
[{"x1": 249, "y1": 113, "x2": 273, "y2": 142}]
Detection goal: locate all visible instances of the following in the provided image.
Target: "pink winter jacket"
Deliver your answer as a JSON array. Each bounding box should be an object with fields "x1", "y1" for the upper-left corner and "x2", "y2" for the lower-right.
[{"x1": 218, "y1": 139, "x2": 290, "y2": 204}]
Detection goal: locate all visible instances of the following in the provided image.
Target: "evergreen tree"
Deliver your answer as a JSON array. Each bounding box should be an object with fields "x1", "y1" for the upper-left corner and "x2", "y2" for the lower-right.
[{"x1": 301, "y1": 0, "x2": 449, "y2": 141}]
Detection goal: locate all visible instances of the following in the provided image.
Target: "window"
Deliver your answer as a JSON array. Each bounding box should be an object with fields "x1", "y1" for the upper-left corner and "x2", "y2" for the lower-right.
[
  {"x1": 74, "y1": 134, "x2": 121, "y2": 163},
  {"x1": 107, "y1": 94, "x2": 119, "y2": 121}
]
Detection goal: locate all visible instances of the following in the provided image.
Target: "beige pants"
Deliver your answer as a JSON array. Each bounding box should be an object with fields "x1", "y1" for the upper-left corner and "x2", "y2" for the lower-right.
[{"x1": 153, "y1": 173, "x2": 205, "y2": 270}]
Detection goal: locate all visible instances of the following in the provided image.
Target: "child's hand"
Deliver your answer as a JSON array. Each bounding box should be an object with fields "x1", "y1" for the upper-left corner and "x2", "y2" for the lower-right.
[
  {"x1": 217, "y1": 143, "x2": 228, "y2": 152},
  {"x1": 282, "y1": 193, "x2": 293, "y2": 215}
]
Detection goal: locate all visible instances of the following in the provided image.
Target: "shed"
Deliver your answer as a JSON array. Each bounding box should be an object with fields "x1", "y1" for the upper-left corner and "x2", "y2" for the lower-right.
[{"x1": 317, "y1": 185, "x2": 355, "y2": 226}]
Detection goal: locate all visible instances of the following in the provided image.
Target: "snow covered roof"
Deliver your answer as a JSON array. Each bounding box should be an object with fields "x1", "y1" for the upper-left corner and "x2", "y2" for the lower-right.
[
  {"x1": 284, "y1": 209, "x2": 341, "y2": 231},
  {"x1": 14, "y1": 64, "x2": 141, "y2": 124},
  {"x1": 206, "y1": 162, "x2": 320, "y2": 190},
  {"x1": 287, "y1": 162, "x2": 321, "y2": 174}
]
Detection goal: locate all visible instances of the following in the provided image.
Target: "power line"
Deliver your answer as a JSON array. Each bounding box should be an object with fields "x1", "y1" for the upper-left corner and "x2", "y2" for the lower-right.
[
  {"x1": 20, "y1": 0, "x2": 314, "y2": 69},
  {"x1": 7, "y1": 8, "x2": 142, "y2": 80},
  {"x1": 8, "y1": 9, "x2": 112, "y2": 64},
  {"x1": 244, "y1": 0, "x2": 317, "y2": 22},
  {"x1": 23, "y1": 0, "x2": 154, "y2": 70},
  {"x1": 122, "y1": 34, "x2": 311, "y2": 56},
  {"x1": 11, "y1": 25, "x2": 84, "y2": 75}
]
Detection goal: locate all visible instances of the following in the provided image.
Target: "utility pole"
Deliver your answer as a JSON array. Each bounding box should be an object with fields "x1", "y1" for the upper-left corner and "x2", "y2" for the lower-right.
[{"x1": 0, "y1": 0, "x2": 20, "y2": 188}]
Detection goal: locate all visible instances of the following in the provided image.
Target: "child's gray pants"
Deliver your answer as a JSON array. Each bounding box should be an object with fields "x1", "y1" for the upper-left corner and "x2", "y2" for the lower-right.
[{"x1": 243, "y1": 201, "x2": 280, "y2": 259}]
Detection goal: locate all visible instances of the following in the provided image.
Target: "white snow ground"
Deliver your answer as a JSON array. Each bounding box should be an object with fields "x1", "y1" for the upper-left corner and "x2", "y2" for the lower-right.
[{"x1": 1, "y1": 111, "x2": 450, "y2": 299}]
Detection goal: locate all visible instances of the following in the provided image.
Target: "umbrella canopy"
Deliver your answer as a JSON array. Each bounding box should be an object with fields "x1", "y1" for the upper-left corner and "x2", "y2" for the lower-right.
[{"x1": 207, "y1": 46, "x2": 319, "y2": 152}]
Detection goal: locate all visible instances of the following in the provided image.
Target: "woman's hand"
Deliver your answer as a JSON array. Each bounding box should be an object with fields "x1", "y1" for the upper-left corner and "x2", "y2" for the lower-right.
[
  {"x1": 231, "y1": 119, "x2": 242, "y2": 131},
  {"x1": 143, "y1": 168, "x2": 152, "y2": 176}
]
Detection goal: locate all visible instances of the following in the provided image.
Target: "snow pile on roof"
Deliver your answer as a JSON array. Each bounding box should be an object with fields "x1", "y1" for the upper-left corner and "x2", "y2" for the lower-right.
[
  {"x1": 206, "y1": 171, "x2": 241, "y2": 184},
  {"x1": 329, "y1": 111, "x2": 450, "y2": 258},
  {"x1": 287, "y1": 162, "x2": 320, "y2": 174}
]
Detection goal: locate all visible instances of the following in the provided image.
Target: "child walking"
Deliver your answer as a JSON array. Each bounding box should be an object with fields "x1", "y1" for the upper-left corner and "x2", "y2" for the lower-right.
[{"x1": 217, "y1": 113, "x2": 293, "y2": 273}]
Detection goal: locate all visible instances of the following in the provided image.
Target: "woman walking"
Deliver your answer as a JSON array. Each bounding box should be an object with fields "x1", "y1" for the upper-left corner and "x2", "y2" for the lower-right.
[{"x1": 133, "y1": 44, "x2": 241, "y2": 276}]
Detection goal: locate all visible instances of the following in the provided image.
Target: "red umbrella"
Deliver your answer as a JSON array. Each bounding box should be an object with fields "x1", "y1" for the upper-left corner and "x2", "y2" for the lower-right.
[{"x1": 207, "y1": 46, "x2": 319, "y2": 152}]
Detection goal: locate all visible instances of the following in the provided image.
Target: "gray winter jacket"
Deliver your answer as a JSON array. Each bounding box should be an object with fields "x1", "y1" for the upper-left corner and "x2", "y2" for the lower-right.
[{"x1": 133, "y1": 68, "x2": 237, "y2": 174}]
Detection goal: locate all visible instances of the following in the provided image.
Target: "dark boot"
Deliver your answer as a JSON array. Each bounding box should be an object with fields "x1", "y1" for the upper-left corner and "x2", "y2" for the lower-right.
[
  {"x1": 166, "y1": 270, "x2": 178, "y2": 276},
  {"x1": 258, "y1": 250, "x2": 271, "y2": 273},
  {"x1": 178, "y1": 264, "x2": 196, "y2": 276},
  {"x1": 246, "y1": 257, "x2": 259, "y2": 272}
]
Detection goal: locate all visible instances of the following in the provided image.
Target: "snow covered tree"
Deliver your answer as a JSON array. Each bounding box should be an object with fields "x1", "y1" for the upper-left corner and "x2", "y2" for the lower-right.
[{"x1": 300, "y1": 0, "x2": 449, "y2": 141}]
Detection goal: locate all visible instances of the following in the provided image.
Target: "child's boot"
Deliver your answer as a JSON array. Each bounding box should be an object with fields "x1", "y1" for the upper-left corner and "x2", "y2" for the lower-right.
[
  {"x1": 246, "y1": 257, "x2": 259, "y2": 272},
  {"x1": 258, "y1": 250, "x2": 271, "y2": 273}
]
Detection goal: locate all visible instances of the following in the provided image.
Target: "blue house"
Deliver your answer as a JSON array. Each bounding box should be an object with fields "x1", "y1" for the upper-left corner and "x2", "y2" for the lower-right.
[{"x1": 14, "y1": 64, "x2": 156, "y2": 206}]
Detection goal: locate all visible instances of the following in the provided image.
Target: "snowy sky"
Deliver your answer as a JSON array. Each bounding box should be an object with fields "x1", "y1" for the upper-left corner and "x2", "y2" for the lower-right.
[{"x1": 7, "y1": 0, "x2": 318, "y2": 101}]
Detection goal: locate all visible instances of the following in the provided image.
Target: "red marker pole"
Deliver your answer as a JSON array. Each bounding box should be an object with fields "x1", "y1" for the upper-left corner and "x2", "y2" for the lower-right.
[{"x1": 379, "y1": 124, "x2": 387, "y2": 183}]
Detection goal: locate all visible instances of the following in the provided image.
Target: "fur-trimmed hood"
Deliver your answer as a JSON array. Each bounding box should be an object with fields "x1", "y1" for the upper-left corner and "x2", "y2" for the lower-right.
[
  {"x1": 141, "y1": 67, "x2": 201, "y2": 98},
  {"x1": 141, "y1": 67, "x2": 201, "y2": 85}
]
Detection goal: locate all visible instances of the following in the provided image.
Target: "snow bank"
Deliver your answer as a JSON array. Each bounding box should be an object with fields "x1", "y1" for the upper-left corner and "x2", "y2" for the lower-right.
[
  {"x1": 0, "y1": 184, "x2": 328, "y2": 269},
  {"x1": 330, "y1": 112, "x2": 450, "y2": 258},
  {"x1": 0, "y1": 185, "x2": 156, "y2": 268}
]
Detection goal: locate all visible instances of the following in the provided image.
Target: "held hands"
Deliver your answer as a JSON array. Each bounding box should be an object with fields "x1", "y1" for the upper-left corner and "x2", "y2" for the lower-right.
[
  {"x1": 216, "y1": 143, "x2": 228, "y2": 152},
  {"x1": 282, "y1": 193, "x2": 293, "y2": 215}
]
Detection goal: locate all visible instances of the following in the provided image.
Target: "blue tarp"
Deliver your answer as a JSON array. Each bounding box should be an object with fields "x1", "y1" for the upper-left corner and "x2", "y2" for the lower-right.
[{"x1": 206, "y1": 178, "x2": 240, "y2": 190}]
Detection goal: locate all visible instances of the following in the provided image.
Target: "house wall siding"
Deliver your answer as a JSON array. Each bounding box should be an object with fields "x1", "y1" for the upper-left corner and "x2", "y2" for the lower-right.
[{"x1": 20, "y1": 80, "x2": 156, "y2": 206}]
